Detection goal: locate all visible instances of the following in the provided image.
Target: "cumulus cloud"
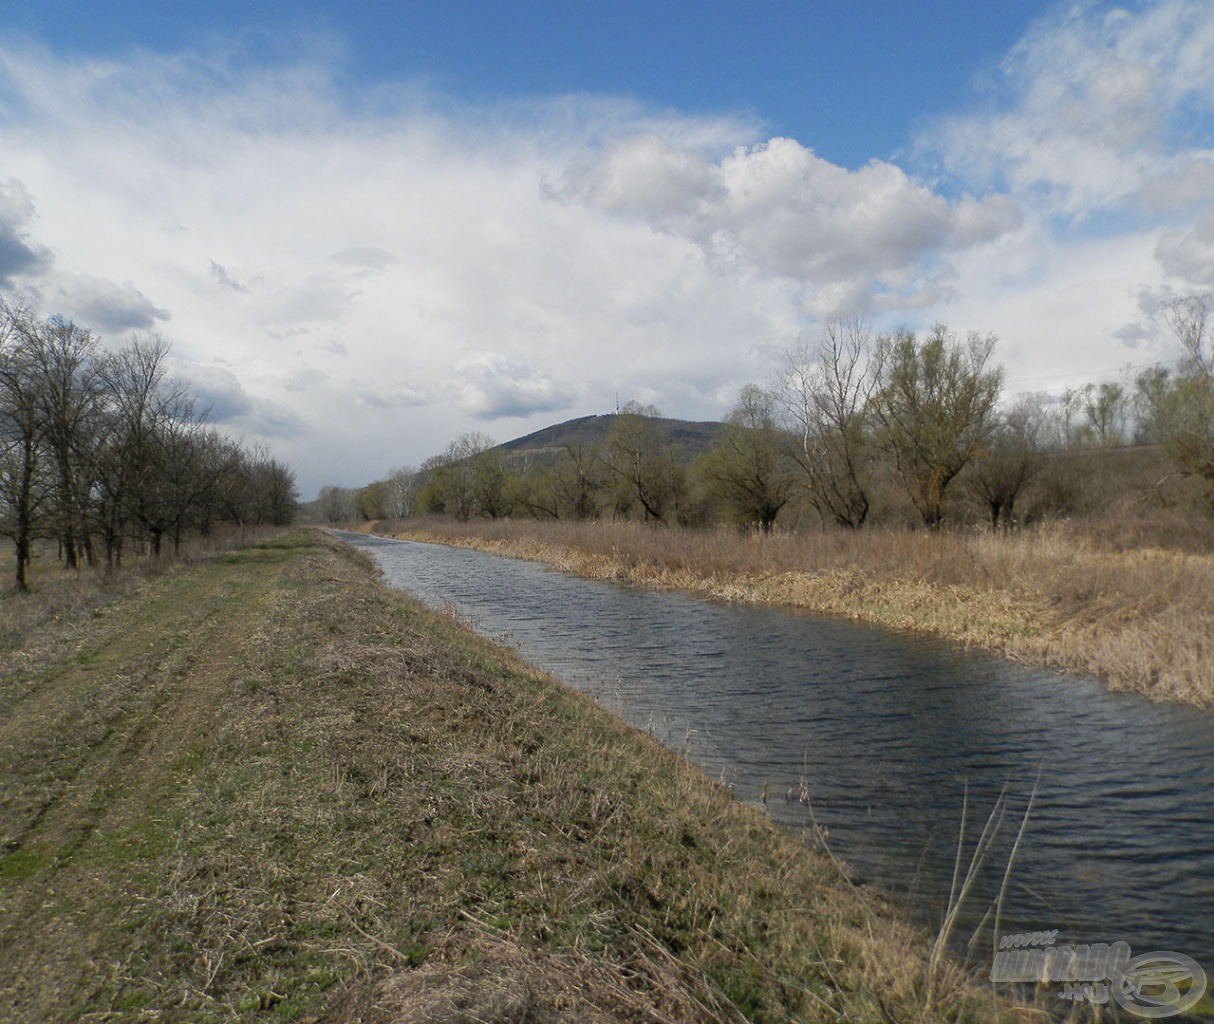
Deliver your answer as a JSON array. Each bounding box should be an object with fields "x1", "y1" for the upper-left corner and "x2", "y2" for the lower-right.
[
  {"x1": 554, "y1": 135, "x2": 1021, "y2": 312},
  {"x1": 38, "y1": 271, "x2": 169, "y2": 332},
  {"x1": 0, "y1": 178, "x2": 167, "y2": 331},
  {"x1": 451, "y1": 353, "x2": 576, "y2": 419},
  {"x1": 1155, "y1": 211, "x2": 1214, "y2": 286}
]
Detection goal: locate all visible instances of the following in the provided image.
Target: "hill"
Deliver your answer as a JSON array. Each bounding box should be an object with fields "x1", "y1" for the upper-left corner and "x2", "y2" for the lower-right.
[{"x1": 498, "y1": 412, "x2": 724, "y2": 465}]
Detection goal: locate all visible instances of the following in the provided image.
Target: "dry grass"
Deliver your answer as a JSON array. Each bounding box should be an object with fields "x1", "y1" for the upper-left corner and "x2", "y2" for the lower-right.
[
  {"x1": 363, "y1": 517, "x2": 1214, "y2": 707},
  {"x1": 0, "y1": 530, "x2": 1036, "y2": 1022},
  {"x1": 0, "y1": 525, "x2": 286, "y2": 657}
]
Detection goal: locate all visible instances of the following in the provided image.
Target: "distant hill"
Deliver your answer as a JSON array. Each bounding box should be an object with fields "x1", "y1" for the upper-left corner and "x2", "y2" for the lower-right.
[
  {"x1": 498, "y1": 413, "x2": 724, "y2": 466},
  {"x1": 307, "y1": 412, "x2": 728, "y2": 504}
]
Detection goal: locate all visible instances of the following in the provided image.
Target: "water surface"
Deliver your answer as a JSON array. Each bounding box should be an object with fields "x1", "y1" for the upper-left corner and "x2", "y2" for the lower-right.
[{"x1": 336, "y1": 531, "x2": 1214, "y2": 965}]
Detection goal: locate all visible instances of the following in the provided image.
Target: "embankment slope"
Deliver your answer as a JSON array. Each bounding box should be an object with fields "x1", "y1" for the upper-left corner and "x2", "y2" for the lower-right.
[{"x1": 0, "y1": 530, "x2": 1027, "y2": 1022}]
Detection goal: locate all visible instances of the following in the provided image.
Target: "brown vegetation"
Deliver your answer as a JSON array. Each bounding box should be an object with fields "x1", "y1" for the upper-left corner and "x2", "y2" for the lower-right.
[
  {"x1": 365, "y1": 514, "x2": 1214, "y2": 707},
  {"x1": 0, "y1": 530, "x2": 1035, "y2": 1022}
]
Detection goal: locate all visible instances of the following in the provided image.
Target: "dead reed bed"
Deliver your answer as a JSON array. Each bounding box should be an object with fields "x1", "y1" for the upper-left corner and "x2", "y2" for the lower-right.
[{"x1": 365, "y1": 517, "x2": 1214, "y2": 707}]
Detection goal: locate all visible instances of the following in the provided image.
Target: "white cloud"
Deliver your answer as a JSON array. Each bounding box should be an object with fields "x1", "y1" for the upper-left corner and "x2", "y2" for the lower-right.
[
  {"x1": 0, "y1": 178, "x2": 167, "y2": 332},
  {"x1": 1155, "y1": 210, "x2": 1214, "y2": 285},
  {"x1": 0, "y1": 42, "x2": 828, "y2": 491},
  {"x1": 353, "y1": 382, "x2": 429, "y2": 409},
  {"x1": 326, "y1": 247, "x2": 399, "y2": 272},
  {"x1": 451, "y1": 352, "x2": 576, "y2": 419},
  {"x1": 0, "y1": 179, "x2": 52, "y2": 284},
  {"x1": 555, "y1": 135, "x2": 1021, "y2": 314},
  {"x1": 183, "y1": 361, "x2": 306, "y2": 439},
  {"x1": 280, "y1": 366, "x2": 329, "y2": 392},
  {"x1": 36, "y1": 271, "x2": 169, "y2": 332},
  {"x1": 927, "y1": 0, "x2": 1214, "y2": 218},
  {"x1": 1, "y1": 5, "x2": 1212, "y2": 496},
  {"x1": 904, "y1": 0, "x2": 1214, "y2": 393}
]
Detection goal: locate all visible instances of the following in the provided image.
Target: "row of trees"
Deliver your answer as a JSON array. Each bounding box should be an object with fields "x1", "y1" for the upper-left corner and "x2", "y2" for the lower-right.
[
  {"x1": 325, "y1": 297, "x2": 1214, "y2": 534},
  {"x1": 0, "y1": 301, "x2": 298, "y2": 590}
]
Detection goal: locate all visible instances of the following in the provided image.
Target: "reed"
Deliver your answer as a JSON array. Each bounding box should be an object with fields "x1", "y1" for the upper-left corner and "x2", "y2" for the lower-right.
[{"x1": 361, "y1": 516, "x2": 1214, "y2": 707}]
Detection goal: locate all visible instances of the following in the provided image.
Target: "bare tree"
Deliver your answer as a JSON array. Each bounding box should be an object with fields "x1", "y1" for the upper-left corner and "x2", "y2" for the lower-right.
[
  {"x1": 1163, "y1": 294, "x2": 1212, "y2": 377},
  {"x1": 384, "y1": 466, "x2": 418, "y2": 519},
  {"x1": 0, "y1": 309, "x2": 297, "y2": 578},
  {"x1": 774, "y1": 318, "x2": 876, "y2": 528},
  {"x1": 20, "y1": 316, "x2": 103, "y2": 569},
  {"x1": 874, "y1": 325, "x2": 1003, "y2": 528},
  {"x1": 0, "y1": 301, "x2": 47, "y2": 590},
  {"x1": 1079, "y1": 381, "x2": 1127, "y2": 447},
  {"x1": 318, "y1": 484, "x2": 360, "y2": 523}
]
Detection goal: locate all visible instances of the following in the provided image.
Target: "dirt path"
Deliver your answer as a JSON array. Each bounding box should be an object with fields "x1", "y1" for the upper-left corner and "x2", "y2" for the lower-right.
[
  {"x1": 0, "y1": 532, "x2": 1035, "y2": 1023},
  {"x1": 0, "y1": 545, "x2": 289, "y2": 1015}
]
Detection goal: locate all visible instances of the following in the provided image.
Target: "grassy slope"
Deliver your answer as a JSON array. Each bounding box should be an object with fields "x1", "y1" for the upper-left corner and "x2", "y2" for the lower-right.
[
  {"x1": 0, "y1": 531, "x2": 1028, "y2": 1023},
  {"x1": 363, "y1": 518, "x2": 1214, "y2": 708}
]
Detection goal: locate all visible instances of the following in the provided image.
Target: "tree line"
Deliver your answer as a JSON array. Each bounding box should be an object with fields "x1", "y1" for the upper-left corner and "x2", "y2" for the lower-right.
[
  {"x1": 324, "y1": 296, "x2": 1214, "y2": 535},
  {"x1": 0, "y1": 301, "x2": 298, "y2": 591}
]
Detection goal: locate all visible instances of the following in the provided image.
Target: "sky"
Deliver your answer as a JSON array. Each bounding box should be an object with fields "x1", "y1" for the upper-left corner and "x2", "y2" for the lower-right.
[{"x1": 2, "y1": 1, "x2": 1213, "y2": 497}]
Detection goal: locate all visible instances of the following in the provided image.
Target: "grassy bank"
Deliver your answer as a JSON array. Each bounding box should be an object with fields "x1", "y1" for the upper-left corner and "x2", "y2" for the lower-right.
[
  {"x1": 0, "y1": 529, "x2": 1032, "y2": 1022},
  {"x1": 358, "y1": 518, "x2": 1214, "y2": 708}
]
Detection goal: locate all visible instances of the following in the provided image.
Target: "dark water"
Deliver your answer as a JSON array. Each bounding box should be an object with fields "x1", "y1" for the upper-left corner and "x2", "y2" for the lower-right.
[{"x1": 335, "y1": 531, "x2": 1214, "y2": 970}]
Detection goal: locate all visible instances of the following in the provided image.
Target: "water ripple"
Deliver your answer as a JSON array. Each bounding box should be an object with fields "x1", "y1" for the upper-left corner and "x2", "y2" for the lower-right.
[{"x1": 337, "y1": 531, "x2": 1214, "y2": 963}]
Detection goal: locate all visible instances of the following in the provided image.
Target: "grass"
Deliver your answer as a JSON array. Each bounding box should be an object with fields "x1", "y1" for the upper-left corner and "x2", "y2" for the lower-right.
[
  {"x1": 0, "y1": 529, "x2": 1036, "y2": 1022},
  {"x1": 0, "y1": 526, "x2": 286, "y2": 657},
  {"x1": 358, "y1": 516, "x2": 1214, "y2": 708}
]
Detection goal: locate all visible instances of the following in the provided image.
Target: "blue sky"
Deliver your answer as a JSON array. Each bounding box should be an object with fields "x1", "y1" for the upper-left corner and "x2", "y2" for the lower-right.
[
  {"x1": 2, "y1": 1, "x2": 1213, "y2": 495},
  {"x1": 6, "y1": 1, "x2": 1052, "y2": 167}
]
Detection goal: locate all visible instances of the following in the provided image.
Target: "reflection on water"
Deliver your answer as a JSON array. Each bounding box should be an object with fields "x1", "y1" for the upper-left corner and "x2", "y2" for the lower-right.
[{"x1": 336, "y1": 531, "x2": 1214, "y2": 964}]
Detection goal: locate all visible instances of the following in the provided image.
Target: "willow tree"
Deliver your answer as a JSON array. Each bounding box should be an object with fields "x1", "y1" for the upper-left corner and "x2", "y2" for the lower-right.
[
  {"x1": 697, "y1": 384, "x2": 794, "y2": 532},
  {"x1": 965, "y1": 395, "x2": 1044, "y2": 530},
  {"x1": 1157, "y1": 294, "x2": 1214, "y2": 500},
  {"x1": 603, "y1": 402, "x2": 685, "y2": 523},
  {"x1": 874, "y1": 325, "x2": 1003, "y2": 528}
]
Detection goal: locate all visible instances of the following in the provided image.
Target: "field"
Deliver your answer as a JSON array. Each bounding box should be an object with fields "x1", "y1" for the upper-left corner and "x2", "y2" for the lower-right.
[
  {"x1": 0, "y1": 530, "x2": 1034, "y2": 1022},
  {"x1": 362, "y1": 517, "x2": 1214, "y2": 708}
]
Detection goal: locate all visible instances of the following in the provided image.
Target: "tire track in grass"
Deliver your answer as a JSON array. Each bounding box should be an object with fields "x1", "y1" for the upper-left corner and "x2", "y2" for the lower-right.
[{"x1": 0, "y1": 543, "x2": 291, "y2": 1016}]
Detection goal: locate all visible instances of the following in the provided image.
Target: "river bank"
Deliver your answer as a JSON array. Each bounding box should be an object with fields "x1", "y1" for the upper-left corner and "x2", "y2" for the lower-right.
[
  {"x1": 354, "y1": 518, "x2": 1214, "y2": 708},
  {"x1": 0, "y1": 530, "x2": 1028, "y2": 1023}
]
